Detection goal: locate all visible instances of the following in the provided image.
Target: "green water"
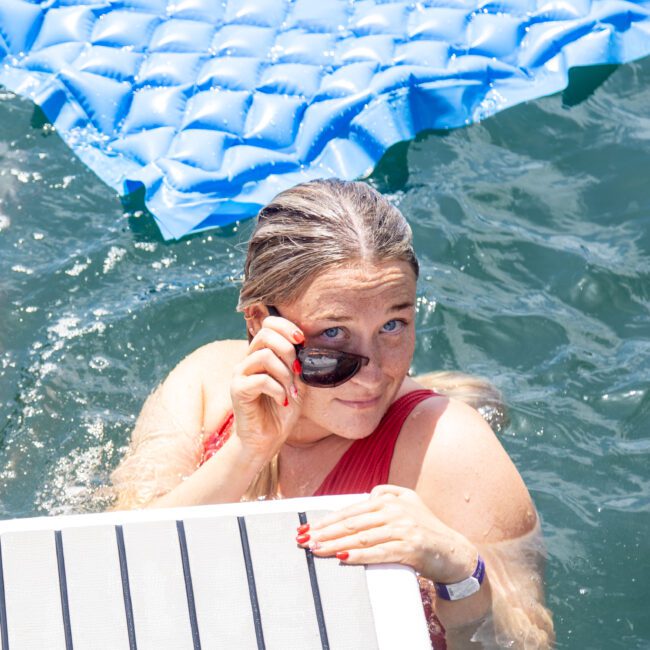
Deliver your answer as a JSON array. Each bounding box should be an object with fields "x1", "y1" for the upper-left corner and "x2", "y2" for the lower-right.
[{"x1": 1, "y1": 58, "x2": 649, "y2": 648}]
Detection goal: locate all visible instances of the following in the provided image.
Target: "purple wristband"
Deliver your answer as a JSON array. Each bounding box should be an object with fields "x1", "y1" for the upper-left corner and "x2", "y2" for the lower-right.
[{"x1": 434, "y1": 555, "x2": 486, "y2": 601}]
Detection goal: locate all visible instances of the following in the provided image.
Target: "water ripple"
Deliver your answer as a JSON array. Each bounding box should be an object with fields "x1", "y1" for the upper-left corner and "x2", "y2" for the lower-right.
[{"x1": 1, "y1": 58, "x2": 649, "y2": 648}]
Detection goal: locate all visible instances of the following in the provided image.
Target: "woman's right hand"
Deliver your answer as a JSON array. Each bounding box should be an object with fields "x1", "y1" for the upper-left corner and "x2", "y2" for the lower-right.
[{"x1": 229, "y1": 313, "x2": 303, "y2": 460}]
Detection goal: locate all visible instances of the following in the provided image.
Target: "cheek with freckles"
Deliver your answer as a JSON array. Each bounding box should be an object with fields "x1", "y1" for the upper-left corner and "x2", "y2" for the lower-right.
[{"x1": 384, "y1": 348, "x2": 412, "y2": 381}]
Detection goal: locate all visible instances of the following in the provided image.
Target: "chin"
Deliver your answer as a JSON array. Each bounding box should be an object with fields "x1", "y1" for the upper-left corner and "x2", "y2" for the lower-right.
[
  {"x1": 330, "y1": 403, "x2": 387, "y2": 440},
  {"x1": 302, "y1": 384, "x2": 398, "y2": 439}
]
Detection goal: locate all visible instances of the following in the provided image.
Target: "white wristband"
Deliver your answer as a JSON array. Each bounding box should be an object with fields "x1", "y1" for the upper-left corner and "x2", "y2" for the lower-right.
[{"x1": 434, "y1": 555, "x2": 486, "y2": 601}]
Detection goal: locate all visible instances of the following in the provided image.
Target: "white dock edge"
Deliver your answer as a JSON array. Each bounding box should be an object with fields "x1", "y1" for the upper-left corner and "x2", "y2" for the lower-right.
[{"x1": 0, "y1": 495, "x2": 432, "y2": 650}]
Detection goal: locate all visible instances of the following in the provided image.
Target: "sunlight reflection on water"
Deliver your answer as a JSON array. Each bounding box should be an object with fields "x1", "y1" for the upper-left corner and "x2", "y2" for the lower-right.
[{"x1": 0, "y1": 58, "x2": 649, "y2": 648}]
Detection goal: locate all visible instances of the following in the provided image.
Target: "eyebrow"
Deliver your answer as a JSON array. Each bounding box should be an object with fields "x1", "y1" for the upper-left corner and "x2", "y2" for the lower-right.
[
  {"x1": 390, "y1": 301, "x2": 415, "y2": 312},
  {"x1": 317, "y1": 301, "x2": 415, "y2": 322}
]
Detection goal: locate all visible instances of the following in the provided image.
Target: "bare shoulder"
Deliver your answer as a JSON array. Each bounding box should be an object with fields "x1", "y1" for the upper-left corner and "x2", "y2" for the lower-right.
[
  {"x1": 395, "y1": 396, "x2": 537, "y2": 543},
  {"x1": 175, "y1": 339, "x2": 248, "y2": 383},
  {"x1": 156, "y1": 339, "x2": 248, "y2": 433},
  {"x1": 156, "y1": 339, "x2": 247, "y2": 394}
]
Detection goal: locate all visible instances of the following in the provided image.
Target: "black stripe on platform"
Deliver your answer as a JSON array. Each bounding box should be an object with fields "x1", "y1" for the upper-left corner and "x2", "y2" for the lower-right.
[
  {"x1": 54, "y1": 531, "x2": 73, "y2": 650},
  {"x1": 115, "y1": 526, "x2": 137, "y2": 650},
  {"x1": 0, "y1": 540, "x2": 9, "y2": 650},
  {"x1": 176, "y1": 521, "x2": 201, "y2": 650},
  {"x1": 237, "y1": 516, "x2": 266, "y2": 650},
  {"x1": 299, "y1": 512, "x2": 330, "y2": 650}
]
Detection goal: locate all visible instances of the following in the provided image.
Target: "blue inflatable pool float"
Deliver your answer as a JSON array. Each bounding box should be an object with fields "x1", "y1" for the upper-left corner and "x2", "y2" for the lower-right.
[{"x1": 1, "y1": 0, "x2": 649, "y2": 239}]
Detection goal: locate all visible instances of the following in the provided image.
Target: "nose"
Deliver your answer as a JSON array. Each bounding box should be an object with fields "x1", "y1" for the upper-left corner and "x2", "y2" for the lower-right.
[{"x1": 350, "y1": 339, "x2": 384, "y2": 388}]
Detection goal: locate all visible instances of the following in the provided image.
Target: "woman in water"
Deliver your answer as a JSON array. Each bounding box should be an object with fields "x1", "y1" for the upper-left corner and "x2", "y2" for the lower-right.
[{"x1": 112, "y1": 179, "x2": 554, "y2": 648}]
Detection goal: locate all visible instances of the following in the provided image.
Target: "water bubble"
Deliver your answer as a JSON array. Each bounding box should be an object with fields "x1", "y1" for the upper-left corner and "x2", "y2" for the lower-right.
[
  {"x1": 11, "y1": 168, "x2": 30, "y2": 183},
  {"x1": 11, "y1": 264, "x2": 33, "y2": 275},
  {"x1": 103, "y1": 246, "x2": 127, "y2": 274},
  {"x1": 40, "y1": 362, "x2": 57, "y2": 378},
  {"x1": 0, "y1": 214, "x2": 10, "y2": 231},
  {"x1": 89, "y1": 356, "x2": 109, "y2": 371},
  {"x1": 134, "y1": 242, "x2": 157, "y2": 252},
  {"x1": 66, "y1": 259, "x2": 91, "y2": 276}
]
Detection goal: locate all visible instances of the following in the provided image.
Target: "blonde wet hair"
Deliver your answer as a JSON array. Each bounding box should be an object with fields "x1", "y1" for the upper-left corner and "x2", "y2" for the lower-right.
[
  {"x1": 112, "y1": 179, "x2": 506, "y2": 508},
  {"x1": 238, "y1": 178, "x2": 419, "y2": 310}
]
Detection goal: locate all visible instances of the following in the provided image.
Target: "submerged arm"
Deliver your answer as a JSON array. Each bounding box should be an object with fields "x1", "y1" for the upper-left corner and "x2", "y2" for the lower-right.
[
  {"x1": 431, "y1": 522, "x2": 554, "y2": 648},
  {"x1": 419, "y1": 399, "x2": 555, "y2": 648}
]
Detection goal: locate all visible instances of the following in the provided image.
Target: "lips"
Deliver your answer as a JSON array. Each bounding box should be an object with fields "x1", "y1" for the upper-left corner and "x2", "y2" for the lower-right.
[{"x1": 336, "y1": 395, "x2": 382, "y2": 409}]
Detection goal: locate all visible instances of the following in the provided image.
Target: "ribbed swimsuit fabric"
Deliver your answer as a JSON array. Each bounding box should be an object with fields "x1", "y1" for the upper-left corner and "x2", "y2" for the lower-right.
[{"x1": 201, "y1": 388, "x2": 447, "y2": 649}]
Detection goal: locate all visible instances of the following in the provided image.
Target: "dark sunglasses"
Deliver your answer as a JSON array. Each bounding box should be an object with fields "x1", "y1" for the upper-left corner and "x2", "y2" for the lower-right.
[{"x1": 267, "y1": 306, "x2": 369, "y2": 388}]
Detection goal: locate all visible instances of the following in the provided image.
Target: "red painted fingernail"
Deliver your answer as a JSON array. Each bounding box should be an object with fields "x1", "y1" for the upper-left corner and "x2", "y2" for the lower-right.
[
  {"x1": 293, "y1": 330, "x2": 305, "y2": 344},
  {"x1": 292, "y1": 359, "x2": 302, "y2": 374},
  {"x1": 336, "y1": 551, "x2": 349, "y2": 561},
  {"x1": 283, "y1": 397, "x2": 289, "y2": 407},
  {"x1": 296, "y1": 533, "x2": 310, "y2": 544},
  {"x1": 297, "y1": 523, "x2": 310, "y2": 534}
]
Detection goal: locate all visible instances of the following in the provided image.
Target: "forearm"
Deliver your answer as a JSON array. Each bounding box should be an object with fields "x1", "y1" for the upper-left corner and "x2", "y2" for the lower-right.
[
  {"x1": 435, "y1": 536, "x2": 554, "y2": 649},
  {"x1": 433, "y1": 570, "x2": 493, "y2": 633},
  {"x1": 148, "y1": 434, "x2": 270, "y2": 508},
  {"x1": 471, "y1": 542, "x2": 554, "y2": 649}
]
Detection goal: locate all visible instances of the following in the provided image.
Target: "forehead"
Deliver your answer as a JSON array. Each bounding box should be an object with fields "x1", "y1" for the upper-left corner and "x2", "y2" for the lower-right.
[{"x1": 294, "y1": 260, "x2": 416, "y2": 318}]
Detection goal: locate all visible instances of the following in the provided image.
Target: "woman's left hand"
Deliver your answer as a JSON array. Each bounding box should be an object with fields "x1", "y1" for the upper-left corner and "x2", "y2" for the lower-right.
[{"x1": 297, "y1": 485, "x2": 478, "y2": 584}]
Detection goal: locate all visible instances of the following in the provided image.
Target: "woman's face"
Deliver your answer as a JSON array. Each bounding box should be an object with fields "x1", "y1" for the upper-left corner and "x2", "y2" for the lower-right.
[{"x1": 277, "y1": 259, "x2": 417, "y2": 444}]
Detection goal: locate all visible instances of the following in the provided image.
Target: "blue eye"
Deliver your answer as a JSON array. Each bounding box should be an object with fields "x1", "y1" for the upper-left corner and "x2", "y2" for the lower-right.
[
  {"x1": 323, "y1": 327, "x2": 341, "y2": 338},
  {"x1": 382, "y1": 319, "x2": 403, "y2": 332}
]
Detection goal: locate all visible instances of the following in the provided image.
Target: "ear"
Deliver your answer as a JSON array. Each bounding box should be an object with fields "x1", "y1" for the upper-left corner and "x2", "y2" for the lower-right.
[{"x1": 243, "y1": 303, "x2": 271, "y2": 338}]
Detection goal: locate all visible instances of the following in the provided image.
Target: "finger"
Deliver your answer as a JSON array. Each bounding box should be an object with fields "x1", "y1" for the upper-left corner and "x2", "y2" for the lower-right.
[
  {"x1": 309, "y1": 488, "x2": 407, "y2": 531},
  {"x1": 370, "y1": 484, "x2": 409, "y2": 499},
  {"x1": 321, "y1": 541, "x2": 407, "y2": 567},
  {"x1": 238, "y1": 348, "x2": 294, "y2": 390},
  {"x1": 308, "y1": 496, "x2": 380, "y2": 531},
  {"x1": 231, "y1": 372, "x2": 289, "y2": 408},
  {"x1": 304, "y1": 511, "x2": 387, "y2": 544},
  {"x1": 248, "y1": 327, "x2": 298, "y2": 371},
  {"x1": 261, "y1": 314, "x2": 305, "y2": 346},
  {"x1": 305, "y1": 523, "x2": 396, "y2": 556}
]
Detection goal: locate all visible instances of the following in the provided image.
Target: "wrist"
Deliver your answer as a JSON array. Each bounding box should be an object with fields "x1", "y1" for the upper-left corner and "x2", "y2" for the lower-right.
[
  {"x1": 434, "y1": 554, "x2": 486, "y2": 602},
  {"x1": 229, "y1": 412, "x2": 288, "y2": 465},
  {"x1": 227, "y1": 432, "x2": 276, "y2": 469},
  {"x1": 425, "y1": 533, "x2": 479, "y2": 585}
]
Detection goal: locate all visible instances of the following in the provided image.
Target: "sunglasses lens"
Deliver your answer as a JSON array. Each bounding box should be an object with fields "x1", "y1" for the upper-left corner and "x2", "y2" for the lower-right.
[{"x1": 298, "y1": 349, "x2": 362, "y2": 387}]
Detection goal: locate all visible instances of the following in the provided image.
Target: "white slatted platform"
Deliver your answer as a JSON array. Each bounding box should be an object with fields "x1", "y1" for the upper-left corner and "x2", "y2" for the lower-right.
[{"x1": 0, "y1": 495, "x2": 431, "y2": 650}]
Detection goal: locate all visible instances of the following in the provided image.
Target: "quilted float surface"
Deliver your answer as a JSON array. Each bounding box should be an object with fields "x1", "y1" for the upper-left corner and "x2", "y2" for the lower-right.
[{"x1": 1, "y1": 0, "x2": 649, "y2": 238}]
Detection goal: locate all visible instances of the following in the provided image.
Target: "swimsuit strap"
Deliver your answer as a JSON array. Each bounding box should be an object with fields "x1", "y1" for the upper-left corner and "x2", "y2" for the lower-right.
[
  {"x1": 202, "y1": 411, "x2": 234, "y2": 463},
  {"x1": 314, "y1": 389, "x2": 437, "y2": 496}
]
